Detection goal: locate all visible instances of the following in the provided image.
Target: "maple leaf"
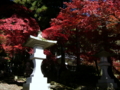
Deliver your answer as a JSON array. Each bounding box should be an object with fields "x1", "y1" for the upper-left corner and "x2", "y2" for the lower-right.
[
  {"x1": 42, "y1": 0, "x2": 120, "y2": 71},
  {"x1": 0, "y1": 3, "x2": 40, "y2": 57}
]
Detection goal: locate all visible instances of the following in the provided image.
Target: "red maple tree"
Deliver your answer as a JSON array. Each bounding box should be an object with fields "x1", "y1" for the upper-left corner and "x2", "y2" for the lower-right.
[
  {"x1": 42, "y1": 0, "x2": 120, "y2": 78},
  {"x1": 0, "y1": 2, "x2": 40, "y2": 58}
]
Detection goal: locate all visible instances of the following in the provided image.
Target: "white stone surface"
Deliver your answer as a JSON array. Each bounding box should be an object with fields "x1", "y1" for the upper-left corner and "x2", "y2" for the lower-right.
[
  {"x1": 23, "y1": 82, "x2": 49, "y2": 90},
  {"x1": 23, "y1": 34, "x2": 57, "y2": 90},
  {"x1": 24, "y1": 35, "x2": 57, "y2": 49},
  {"x1": 23, "y1": 58, "x2": 49, "y2": 90},
  {"x1": 30, "y1": 46, "x2": 46, "y2": 60}
]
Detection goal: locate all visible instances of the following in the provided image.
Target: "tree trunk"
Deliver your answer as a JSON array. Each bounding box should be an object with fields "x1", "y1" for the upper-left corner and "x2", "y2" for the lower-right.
[
  {"x1": 94, "y1": 60, "x2": 100, "y2": 76},
  {"x1": 76, "y1": 27, "x2": 80, "y2": 70},
  {"x1": 61, "y1": 45, "x2": 65, "y2": 67}
]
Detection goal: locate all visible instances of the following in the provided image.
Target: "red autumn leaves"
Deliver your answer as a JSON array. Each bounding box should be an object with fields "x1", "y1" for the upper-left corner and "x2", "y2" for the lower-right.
[{"x1": 0, "y1": 3, "x2": 40, "y2": 57}]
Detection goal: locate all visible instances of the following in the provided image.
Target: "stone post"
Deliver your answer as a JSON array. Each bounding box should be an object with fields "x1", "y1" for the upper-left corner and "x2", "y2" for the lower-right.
[
  {"x1": 23, "y1": 35, "x2": 57, "y2": 90},
  {"x1": 95, "y1": 50, "x2": 117, "y2": 90}
]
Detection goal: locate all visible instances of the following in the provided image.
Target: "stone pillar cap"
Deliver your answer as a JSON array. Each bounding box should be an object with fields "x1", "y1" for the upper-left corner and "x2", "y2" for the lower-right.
[
  {"x1": 93, "y1": 50, "x2": 115, "y2": 57},
  {"x1": 23, "y1": 35, "x2": 57, "y2": 49}
]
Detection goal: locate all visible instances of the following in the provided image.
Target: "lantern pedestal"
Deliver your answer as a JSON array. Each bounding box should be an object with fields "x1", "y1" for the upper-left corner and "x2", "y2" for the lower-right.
[
  {"x1": 23, "y1": 59, "x2": 49, "y2": 90},
  {"x1": 97, "y1": 57, "x2": 117, "y2": 90},
  {"x1": 22, "y1": 35, "x2": 57, "y2": 90}
]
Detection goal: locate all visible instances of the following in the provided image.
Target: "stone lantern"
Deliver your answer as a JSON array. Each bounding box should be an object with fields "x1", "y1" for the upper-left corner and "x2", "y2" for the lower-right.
[
  {"x1": 22, "y1": 34, "x2": 57, "y2": 90},
  {"x1": 95, "y1": 50, "x2": 117, "y2": 90}
]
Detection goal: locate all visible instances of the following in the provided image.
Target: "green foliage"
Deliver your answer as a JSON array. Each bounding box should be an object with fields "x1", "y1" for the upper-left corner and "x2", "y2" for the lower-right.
[
  {"x1": 13, "y1": 0, "x2": 47, "y2": 30},
  {"x1": 13, "y1": 0, "x2": 69, "y2": 30}
]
